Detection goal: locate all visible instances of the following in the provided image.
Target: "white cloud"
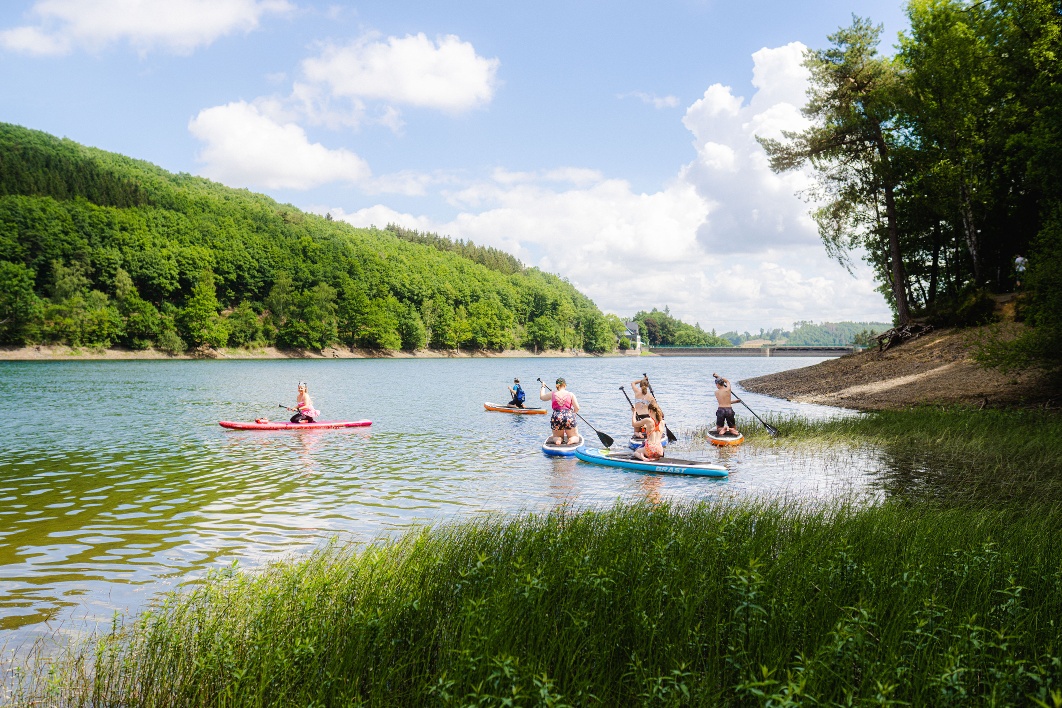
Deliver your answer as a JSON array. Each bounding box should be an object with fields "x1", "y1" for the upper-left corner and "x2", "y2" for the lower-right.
[
  {"x1": 185, "y1": 29, "x2": 498, "y2": 193},
  {"x1": 620, "y1": 91, "x2": 681, "y2": 109},
  {"x1": 297, "y1": 32, "x2": 499, "y2": 126},
  {"x1": 189, "y1": 101, "x2": 371, "y2": 190},
  {"x1": 333, "y1": 42, "x2": 890, "y2": 330},
  {"x1": 681, "y1": 42, "x2": 816, "y2": 254},
  {"x1": 0, "y1": 0, "x2": 291, "y2": 55}
]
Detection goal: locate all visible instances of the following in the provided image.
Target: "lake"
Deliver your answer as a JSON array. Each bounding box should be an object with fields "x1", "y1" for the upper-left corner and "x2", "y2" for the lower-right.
[{"x1": 0, "y1": 355, "x2": 872, "y2": 650}]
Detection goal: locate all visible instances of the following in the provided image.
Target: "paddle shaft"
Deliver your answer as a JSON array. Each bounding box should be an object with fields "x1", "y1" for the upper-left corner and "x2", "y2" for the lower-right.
[
  {"x1": 641, "y1": 374, "x2": 679, "y2": 442},
  {"x1": 538, "y1": 378, "x2": 614, "y2": 448}
]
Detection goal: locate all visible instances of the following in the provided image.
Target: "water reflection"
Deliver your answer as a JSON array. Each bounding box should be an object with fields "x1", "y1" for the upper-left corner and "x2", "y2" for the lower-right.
[{"x1": 1, "y1": 356, "x2": 867, "y2": 647}]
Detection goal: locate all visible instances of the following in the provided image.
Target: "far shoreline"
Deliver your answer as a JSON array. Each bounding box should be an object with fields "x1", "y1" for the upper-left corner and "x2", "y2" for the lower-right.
[{"x1": 0, "y1": 344, "x2": 648, "y2": 361}]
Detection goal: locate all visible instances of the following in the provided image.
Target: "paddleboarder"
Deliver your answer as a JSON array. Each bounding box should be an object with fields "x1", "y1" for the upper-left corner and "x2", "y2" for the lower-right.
[
  {"x1": 508, "y1": 378, "x2": 526, "y2": 408},
  {"x1": 540, "y1": 377, "x2": 581, "y2": 445},
  {"x1": 712, "y1": 373, "x2": 740, "y2": 436},
  {"x1": 289, "y1": 382, "x2": 320, "y2": 424},
  {"x1": 630, "y1": 377, "x2": 658, "y2": 439},
  {"x1": 632, "y1": 401, "x2": 665, "y2": 461}
]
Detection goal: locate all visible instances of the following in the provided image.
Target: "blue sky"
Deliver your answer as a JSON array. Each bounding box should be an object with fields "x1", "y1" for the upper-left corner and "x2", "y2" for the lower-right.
[{"x1": 1, "y1": 0, "x2": 909, "y2": 331}]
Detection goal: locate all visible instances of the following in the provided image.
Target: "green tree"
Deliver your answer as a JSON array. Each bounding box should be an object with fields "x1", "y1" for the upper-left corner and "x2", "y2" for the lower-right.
[
  {"x1": 0, "y1": 260, "x2": 42, "y2": 344},
  {"x1": 759, "y1": 17, "x2": 913, "y2": 324},
  {"x1": 177, "y1": 271, "x2": 229, "y2": 349},
  {"x1": 452, "y1": 305, "x2": 473, "y2": 350},
  {"x1": 523, "y1": 316, "x2": 559, "y2": 352},
  {"x1": 114, "y1": 268, "x2": 161, "y2": 349},
  {"x1": 278, "y1": 283, "x2": 337, "y2": 351},
  {"x1": 49, "y1": 259, "x2": 89, "y2": 301},
  {"x1": 396, "y1": 300, "x2": 427, "y2": 351},
  {"x1": 225, "y1": 301, "x2": 262, "y2": 348},
  {"x1": 467, "y1": 297, "x2": 515, "y2": 350},
  {"x1": 265, "y1": 272, "x2": 295, "y2": 327},
  {"x1": 900, "y1": 0, "x2": 995, "y2": 284}
]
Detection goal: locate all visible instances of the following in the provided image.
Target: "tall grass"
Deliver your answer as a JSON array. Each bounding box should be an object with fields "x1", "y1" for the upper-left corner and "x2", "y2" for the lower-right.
[
  {"x1": 695, "y1": 407, "x2": 1062, "y2": 503},
  {"x1": 9, "y1": 501, "x2": 1062, "y2": 706}
]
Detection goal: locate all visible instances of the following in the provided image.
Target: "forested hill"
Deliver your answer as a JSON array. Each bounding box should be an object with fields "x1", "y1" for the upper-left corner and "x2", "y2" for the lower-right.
[{"x1": 0, "y1": 123, "x2": 617, "y2": 353}]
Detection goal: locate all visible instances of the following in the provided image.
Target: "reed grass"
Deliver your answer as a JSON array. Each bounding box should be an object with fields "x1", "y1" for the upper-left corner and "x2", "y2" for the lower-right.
[
  {"x1": 694, "y1": 407, "x2": 1062, "y2": 503},
  {"x1": 9, "y1": 500, "x2": 1062, "y2": 706}
]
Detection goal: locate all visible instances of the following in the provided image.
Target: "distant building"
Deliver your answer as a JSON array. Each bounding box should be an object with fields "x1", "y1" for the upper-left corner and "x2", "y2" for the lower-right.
[{"x1": 624, "y1": 321, "x2": 641, "y2": 351}]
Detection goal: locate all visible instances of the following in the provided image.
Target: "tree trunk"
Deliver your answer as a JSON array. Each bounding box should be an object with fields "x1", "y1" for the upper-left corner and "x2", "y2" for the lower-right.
[
  {"x1": 959, "y1": 175, "x2": 981, "y2": 284},
  {"x1": 928, "y1": 221, "x2": 941, "y2": 305},
  {"x1": 882, "y1": 182, "x2": 912, "y2": 325},
  {"x1": 875, "y1": 129, "x2": 912, "y2": 325}
]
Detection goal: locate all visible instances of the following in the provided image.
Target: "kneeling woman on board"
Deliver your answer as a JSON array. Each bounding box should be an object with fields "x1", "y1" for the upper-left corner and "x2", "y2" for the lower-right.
[
  {"x1": 632, "y1": 401, "x2": 666, "y2": 461},
  {"x1": 630, "y1": 376, "x2": 657, "y2": 439},
  {"x1": 541, "y1": 377, "x2": 581, "y2": 445},
  {"x1": 289, "y1": 382, "x2": 320, "y2": 423}
]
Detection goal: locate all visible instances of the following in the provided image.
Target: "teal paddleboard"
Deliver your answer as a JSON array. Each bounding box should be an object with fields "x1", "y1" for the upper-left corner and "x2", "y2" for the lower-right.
[{"x1": 575, "y1": 446, "x2": 728, "y2": 477}]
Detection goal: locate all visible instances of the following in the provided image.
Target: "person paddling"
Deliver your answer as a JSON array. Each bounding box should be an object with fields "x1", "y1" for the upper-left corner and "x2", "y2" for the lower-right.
[
  {"x1": 540, "y1": 377, "x2": 581, "y2": 445},
  {"x1": 508, "y1": 378, "x2": 526, "y2": 408},
  {"x1": 288, "y1": 382, "x2": 320, "y2": 424},
  {"x1": 712, "y1": 373, "x2": 741, "y2": 436},
  {"x1": 630, "y1": 377, "x2": 657, "y2": 439},
  {"x1": 632, "y1": 401, "x2": 665, "y2": 461}
]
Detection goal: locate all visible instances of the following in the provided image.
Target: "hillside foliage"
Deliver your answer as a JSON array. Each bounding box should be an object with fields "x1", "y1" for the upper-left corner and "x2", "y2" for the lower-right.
[{"x1": 0, "y1": 123, "x2": 617, "y2": 353}]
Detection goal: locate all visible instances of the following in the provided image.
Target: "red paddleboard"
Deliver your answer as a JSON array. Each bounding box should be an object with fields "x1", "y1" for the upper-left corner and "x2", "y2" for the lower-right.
[{"x1": 219, "y1": 420, "x2": 372, "y2": 431}]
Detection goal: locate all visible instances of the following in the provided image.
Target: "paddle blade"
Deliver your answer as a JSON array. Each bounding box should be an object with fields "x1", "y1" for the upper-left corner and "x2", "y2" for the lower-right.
[
  {"x1": 665, "y1": 424, "x2": 678, "y2": 443},
  {"x1": 765, "y1": 422, "x2": 780, "y2": 437},
  {"x1": 597, "y1": 430, "x2": 615, "y2": 448}
]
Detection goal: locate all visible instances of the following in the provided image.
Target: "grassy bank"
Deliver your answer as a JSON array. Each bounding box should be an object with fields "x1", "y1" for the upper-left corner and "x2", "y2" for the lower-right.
[
  {"x1": 696, "y1": 407, "x2": 1062, "y2": 504},
  {"x1": 10, "y1": 501, "x2": 1062, "y2": 706}
]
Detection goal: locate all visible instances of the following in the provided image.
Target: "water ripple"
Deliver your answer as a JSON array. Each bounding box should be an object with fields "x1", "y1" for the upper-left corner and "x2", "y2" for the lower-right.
[{"x1": 0, "y1": 356, "x2": 866, "y2": 647}]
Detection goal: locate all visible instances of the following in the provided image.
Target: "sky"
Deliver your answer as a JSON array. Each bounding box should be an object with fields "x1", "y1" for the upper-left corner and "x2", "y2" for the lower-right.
[{"x1": 0, "y1": 0, "x2": 910, "y2": 332}]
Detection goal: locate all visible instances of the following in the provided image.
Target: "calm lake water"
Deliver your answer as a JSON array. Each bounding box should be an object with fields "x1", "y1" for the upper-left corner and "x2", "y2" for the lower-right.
[{"x1": 0, "y1": 355, "x2": 875, "y2": 650}]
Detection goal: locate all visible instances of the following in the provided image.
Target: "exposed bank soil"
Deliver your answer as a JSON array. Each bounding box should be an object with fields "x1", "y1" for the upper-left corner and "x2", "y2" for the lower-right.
[
  {"x1": 0, "y1": 345, "x2": 617, "y2": 361},
  {"x1": 740, "y1": 325, "x2": 1055, "y2": 411}
]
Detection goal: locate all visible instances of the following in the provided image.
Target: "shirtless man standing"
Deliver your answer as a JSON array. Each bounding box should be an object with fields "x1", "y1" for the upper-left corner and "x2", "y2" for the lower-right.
[{"x1": 712, "y1": 373, "x2": 741, "y2": 436}]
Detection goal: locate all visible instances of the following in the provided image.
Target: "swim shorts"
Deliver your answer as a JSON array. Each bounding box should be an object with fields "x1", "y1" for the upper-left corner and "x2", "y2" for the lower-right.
[
  {"x1": 716, "y1": 406, "x2": 736, "y2": 429},
  {"x1": 551, "y1": 408, "x2": 576, "y2": 430}
]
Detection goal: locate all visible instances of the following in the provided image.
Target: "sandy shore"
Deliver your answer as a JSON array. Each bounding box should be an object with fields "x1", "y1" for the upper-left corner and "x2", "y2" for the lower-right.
[
  {"x1": 740, "y1": 324, "x2": 1056, "y2": 411},
  {"x1": 0, "y1": 344, "x2": 639, "y2": 361}
]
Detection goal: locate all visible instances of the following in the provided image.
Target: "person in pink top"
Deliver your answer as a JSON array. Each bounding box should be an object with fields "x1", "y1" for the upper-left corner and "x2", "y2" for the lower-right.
[
  {"x1": 540, "y1": 377, "x2": 581, "y2": 445},
  {"x1": 289, "y1": 382, "x2": 320, "y2": 423}
]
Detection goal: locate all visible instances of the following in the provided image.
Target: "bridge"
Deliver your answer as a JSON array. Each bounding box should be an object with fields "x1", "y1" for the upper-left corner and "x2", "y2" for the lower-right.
[{"x1": 647, "y1": 345, "x2": 857, "y2": 357}]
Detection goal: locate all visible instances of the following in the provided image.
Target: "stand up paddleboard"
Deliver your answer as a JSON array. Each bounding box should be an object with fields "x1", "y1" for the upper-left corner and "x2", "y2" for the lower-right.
[
  {"x1": 575, "y1": 446, "x2": 728, "y2": 477},
  {"x1": 706, "y1": 429, "x2": 744, "y2": 446},
  {"x1": 542, "y1": 436, "x2": 583, "y2": 457},
  {"x1": 219, "y1": 420, "x2": 372, "y2": 431},
  {"x1": 628, "y1": 435, "x2": 669, "y2": 451},
  {"x1": 484, "y1": 403, "x2": 547, "y2": 414}
]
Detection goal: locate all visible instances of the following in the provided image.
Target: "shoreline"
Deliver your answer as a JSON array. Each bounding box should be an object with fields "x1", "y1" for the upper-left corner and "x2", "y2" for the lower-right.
[
  {"x1": 0, "y1": 344, "x2": 644, "y2": 361},
  {"x1": 739, "y1": 324, "x2": 1056, "y2": 411}
]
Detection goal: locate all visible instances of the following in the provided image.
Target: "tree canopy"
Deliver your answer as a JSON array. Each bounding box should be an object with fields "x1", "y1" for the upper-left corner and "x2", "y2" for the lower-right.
[{"x1": 761, "y1": 1, "x2": 1062, "y2": 370}]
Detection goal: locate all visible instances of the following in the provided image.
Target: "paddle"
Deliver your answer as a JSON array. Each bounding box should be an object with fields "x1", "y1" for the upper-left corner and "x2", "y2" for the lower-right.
[
  {"x1": 620, "y1": 386, "x2": 646, "y2": 443},
  {"x1": 538, "y1": 378, "x2": 614, "y2": 448},
  {"x1": 712, "y1": 373, "x2": 779, "y2": 437},
  {"x1": 641, "y1": 374, "x2": 679, "y2": 442},
  {"x1": 737, "y1": 398, "x2": 779, "y2": 437}
]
